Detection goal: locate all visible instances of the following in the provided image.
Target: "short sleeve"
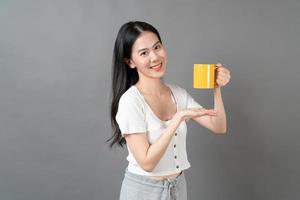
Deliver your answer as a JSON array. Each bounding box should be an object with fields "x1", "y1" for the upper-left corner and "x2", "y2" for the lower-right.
[
  {"x1": 116, "y1": 94, "x2": 147, "y2": 135},
  {"x1": 181, "y1": 87, "x2": 203, "y2": 122},
  {"x1": 185, "y1": 90, "x2": 203, "y2": 109},
  {"x1": 168, "y1": 84, "x2": 203, "y2": 123},
  {"x1": 172, "y1": 85, "x2": 202, "y2": 109}
]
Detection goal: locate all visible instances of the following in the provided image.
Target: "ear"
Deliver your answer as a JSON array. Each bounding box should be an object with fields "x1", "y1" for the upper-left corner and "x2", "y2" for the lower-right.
[{"x1": 124, "y1": 58, "x2": 135, "y2": 69}]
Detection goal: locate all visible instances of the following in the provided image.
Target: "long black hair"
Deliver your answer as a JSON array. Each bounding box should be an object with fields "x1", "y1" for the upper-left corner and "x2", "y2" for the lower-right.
[{"x1": 107, "y1": 21, "x2": 162, "y2": 148}]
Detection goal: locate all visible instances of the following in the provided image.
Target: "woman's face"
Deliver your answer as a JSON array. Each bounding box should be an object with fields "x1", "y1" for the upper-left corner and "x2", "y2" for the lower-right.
[{"x1": 126, "y1": 31, "x2": 167, "y2": 80}]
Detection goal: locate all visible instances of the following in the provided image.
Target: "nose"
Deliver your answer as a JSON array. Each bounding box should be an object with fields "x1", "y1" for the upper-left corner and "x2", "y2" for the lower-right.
[{"x1": 150, "y1": 50, "x2": 159, "y2": 62}]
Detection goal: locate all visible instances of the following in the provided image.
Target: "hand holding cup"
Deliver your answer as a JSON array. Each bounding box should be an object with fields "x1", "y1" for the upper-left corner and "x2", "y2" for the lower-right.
[{"x1": 193, "y1": 63, "x2": 231, "y2": 89}]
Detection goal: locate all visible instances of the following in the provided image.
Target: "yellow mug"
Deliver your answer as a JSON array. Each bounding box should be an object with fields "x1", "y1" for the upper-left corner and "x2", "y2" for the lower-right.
[{"x1": 193, "y1": 64, "x2": 216, "y2": 89}]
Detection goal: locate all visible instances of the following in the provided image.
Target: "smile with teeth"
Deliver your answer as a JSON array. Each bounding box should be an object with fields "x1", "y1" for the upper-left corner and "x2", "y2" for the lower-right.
[{"x1": 150, "y1": 62, "x2": 162, "y2": 69}]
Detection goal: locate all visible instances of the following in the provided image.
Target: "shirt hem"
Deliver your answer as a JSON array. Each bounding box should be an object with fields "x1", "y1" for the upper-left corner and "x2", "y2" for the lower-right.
[{"x1": 127, "y1": 162, "x2": 191, "y2": 177}]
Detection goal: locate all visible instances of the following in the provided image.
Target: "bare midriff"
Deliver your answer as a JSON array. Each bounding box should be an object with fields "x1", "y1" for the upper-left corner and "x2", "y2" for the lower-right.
[{"x1": 146, "y1": 171, "x2": 182, "y2": 180}]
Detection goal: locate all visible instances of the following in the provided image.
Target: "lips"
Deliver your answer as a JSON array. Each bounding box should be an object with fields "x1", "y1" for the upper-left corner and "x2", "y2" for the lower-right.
[{"x1": 150, "y1": 62, "x2": 162, "y2": 71}]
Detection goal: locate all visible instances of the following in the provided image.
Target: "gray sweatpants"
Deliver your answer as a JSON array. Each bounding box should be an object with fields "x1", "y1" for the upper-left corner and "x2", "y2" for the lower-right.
[{"x1": 119, "y1": 168, "x2": 187, "y2": 200}]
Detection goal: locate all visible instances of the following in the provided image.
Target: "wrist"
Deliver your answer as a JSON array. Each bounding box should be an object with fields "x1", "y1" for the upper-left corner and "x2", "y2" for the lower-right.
[
  {"x1": 173, "y1": 112, "x2": 183, "y2": 123},
  {"x1": 214, "y1": 86, "x2": 221, "y2": 92}
]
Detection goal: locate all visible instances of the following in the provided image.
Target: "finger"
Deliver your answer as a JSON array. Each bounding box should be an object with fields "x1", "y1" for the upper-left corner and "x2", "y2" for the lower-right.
[
  {"x1": 217, "y1": 69, "x2": 229, "y2": 76},
  {"x1": 217, "y1": 66, "x2": 230, "y2": 75},
  {"x1": 216, "y1": 74, "x2": 226, "y2": 81},
  {"x1": 206, "y1": 112, "x2": 217, "y2": 116},
  {"x1": 216, "y1": 73, "x2": 229, "y2": 82},
  {"x1": 193, "y1": 109, "x2": 209, "y2": 115},
  {"x1": 197, "y1": 109, "x2": 217, "y2": 115},
  {"x1": 216, "y1": 78, "x2": 224, "y2": 84},
  {"x1": 206, "y1": 110, "x2": 218, "y2": 116},
  {"x1": 193, "y1": 111, "x2": 217, "y2": 118},
  {"x1": 216, "y1": 63, "x2": 223, "y2": 67},
  {"x1": 207, "y1": 109, "x2": 217, "y2": 113},
  {"x1": 218, "y1": 73, "x2": 231, "y2": 81},
  {"x1": 217, "y1": 81, "x2": 225, "y2": 87},
  {"x1": 216, "y1": 67, "x2": 222, "y2": 73}
]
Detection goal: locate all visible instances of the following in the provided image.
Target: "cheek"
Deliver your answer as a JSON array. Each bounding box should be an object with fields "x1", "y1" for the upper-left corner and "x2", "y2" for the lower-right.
[
  {"x1": 160, "y1": 48, "x2": 167, "y2": 59},
  {"x1": 132, "y1": 55, "x2": 149, "y2": 68},
  {"x1": 138, "y1": 59, "x2": 150, "y2": 68}
]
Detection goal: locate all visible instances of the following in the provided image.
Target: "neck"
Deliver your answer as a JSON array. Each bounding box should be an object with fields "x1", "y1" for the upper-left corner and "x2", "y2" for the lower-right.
[{"x1": 135, "y1": 78, "x2": 166, "y2": 95}]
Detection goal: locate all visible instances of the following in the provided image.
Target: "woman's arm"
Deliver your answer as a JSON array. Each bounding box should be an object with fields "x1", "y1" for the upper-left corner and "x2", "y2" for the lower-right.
[
  {"x1": 124, "y1": 108, "x2": 217, "y2": 172},
  {"x1": 192, "y1": 87, "x2": 227, "y2": 134},
  {"x1": 124, "y1": 115, "x2": 181, "y2": 172},
  {"x1": 192, "y1": 63, "x2": 231, "y2": 134}
]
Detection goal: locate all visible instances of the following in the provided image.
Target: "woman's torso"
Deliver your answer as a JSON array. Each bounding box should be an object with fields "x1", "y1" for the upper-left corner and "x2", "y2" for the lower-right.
[
  {"x1": 134, "y1": 84, "x2": 182, "y2": 180},
  {"x1": 117, "y1": 83, "x2": 198, "y2": 177}
]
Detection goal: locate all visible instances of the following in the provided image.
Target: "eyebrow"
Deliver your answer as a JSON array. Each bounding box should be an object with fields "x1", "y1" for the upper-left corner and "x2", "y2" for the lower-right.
[{"x1": 137, "y1": 41, "x2": 161, "y2": 53}]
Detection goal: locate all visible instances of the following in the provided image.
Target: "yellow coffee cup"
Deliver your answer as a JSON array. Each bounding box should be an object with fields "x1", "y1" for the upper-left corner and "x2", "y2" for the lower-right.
[{"x1": 193, "y1": 64, "x2": 216, "y2": 89}]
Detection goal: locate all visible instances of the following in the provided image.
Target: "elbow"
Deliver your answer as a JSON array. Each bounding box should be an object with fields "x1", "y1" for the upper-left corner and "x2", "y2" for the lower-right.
[
  {"x1": 217, "y1": 129, "x2": 227, "y2": 134},
  {"x1": 210, "y1": 118, "x2": 227, "y2": 134},
  {"x1": 141, "y1": 163, "x2": 155, "y2": 172},
  {"x1": 215, "y1": 122, "x2": 227, "y2": 134},
  {"x1": 143, "y1": 167, "x2": 155, "y2": 173},
  {"x1": 213, "y1": 127, "x2": 227, "y2": 134},
  {"x1": 139, "y1": 159, "x2": 156, "y2": 172}
]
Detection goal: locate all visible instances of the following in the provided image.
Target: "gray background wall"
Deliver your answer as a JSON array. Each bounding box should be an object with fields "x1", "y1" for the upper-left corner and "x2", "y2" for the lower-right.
[{"x1": 1, "y1": 0, "x2": 299, "y2": 199}]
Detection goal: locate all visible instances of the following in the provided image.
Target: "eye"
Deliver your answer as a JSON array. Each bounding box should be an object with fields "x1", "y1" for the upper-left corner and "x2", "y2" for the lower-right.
[
  {"x1": 155, "y1": 44, "x2": 162, "y2": 50},
  {"x1": 140, "y1": 51, "x2": 148, "y2": 56}
]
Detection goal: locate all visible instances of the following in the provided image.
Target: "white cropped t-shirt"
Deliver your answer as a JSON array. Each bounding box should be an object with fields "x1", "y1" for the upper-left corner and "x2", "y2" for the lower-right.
[{"x1": 116, "y1": 83, "x2": 203, "y2": 176}]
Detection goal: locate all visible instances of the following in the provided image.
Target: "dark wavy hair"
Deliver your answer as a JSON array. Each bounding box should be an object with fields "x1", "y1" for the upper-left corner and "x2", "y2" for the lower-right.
[{"x1": 106, "y1": 21, "x2": 162, "y2": 148}]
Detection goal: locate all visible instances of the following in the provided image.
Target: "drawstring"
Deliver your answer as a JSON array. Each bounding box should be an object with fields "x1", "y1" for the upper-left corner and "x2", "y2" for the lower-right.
[
  {"x1": 167, "y1": 182, "x2": 174, "y2": 199},
  {"x1": 166, "y1": 179, "x2": 176, "y2": 200},
  {"x1": 166, "y1": 171, "x2": 182, "y2": 199},
  {"x1": 124, "y1": 169, "x2": 182, "y2": 200}
]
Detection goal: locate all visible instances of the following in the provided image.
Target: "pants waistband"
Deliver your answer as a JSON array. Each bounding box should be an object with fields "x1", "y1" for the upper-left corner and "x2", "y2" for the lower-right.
[{"x1": 124, "y1": 168, "x2": 184, "y2": 189}]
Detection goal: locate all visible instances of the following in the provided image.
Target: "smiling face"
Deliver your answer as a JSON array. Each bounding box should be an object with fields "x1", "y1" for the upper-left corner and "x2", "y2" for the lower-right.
[{"x1": 126, "y1": 31, "x2": 167, "y2": 81}]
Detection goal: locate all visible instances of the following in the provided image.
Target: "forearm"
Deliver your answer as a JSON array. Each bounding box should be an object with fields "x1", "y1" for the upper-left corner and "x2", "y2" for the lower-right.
[
  {"x1": 212, "y1": 87, "x2": 227, "y2": 133},
  {"x1": 144, "y1": 116, "x2": 181, "y2": 171}
]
